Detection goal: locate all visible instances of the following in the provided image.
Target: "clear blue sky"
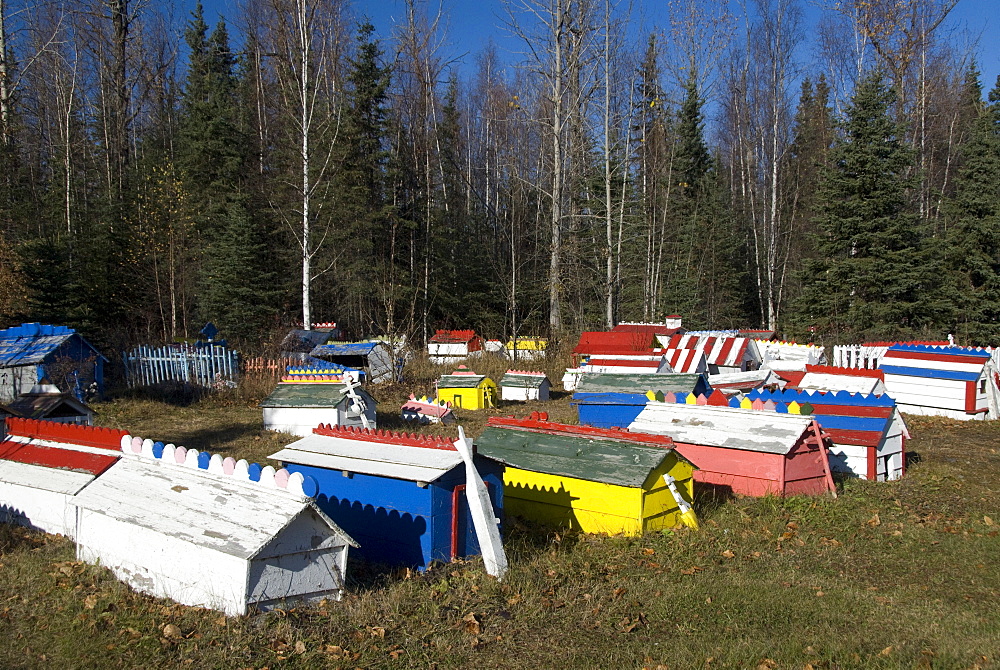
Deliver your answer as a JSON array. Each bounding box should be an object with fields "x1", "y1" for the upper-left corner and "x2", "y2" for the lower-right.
[{"x1": 198, "y1": 0, "x2": 1000, "y2": 94}]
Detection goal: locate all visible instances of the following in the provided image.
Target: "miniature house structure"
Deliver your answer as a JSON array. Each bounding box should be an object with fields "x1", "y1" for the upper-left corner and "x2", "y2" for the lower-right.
[
  {"x1": 475, "y1": 414, "x2": 697, "y2": 535},
  {"x1": 780, "y1": 366, "x2": 888, "y2": 395},
  {"x1": 660, "y1": 333, "x2": 762, "y2": 374},
  {"x1": 706, "y1": 369, "x2": 785, "y2": 394},
  {"x1": 428, "y1": 330, "x2": 484, "y2": 365},
  {"x1": 504, "y1": 337, "x2": 547, "y2": 361},
  {"x1": 269, "y1": 425, "x2": 504, "y2": 568},
  {"x1": 261, "y1": 375, "x2": 377, "y2": 436},
  {"x1": 310, "y1": 341, "x2": 396, "y2": 383},
  {"x1": 0, "y1": 418, "x2": 124, "y2": 537},
  {"x1": 401, "y1": 395, "x2": 456, "y2": 424},
  {"x1": 499, "y1": 370, "x2": 552, "y2": 402},
  {"x1": 756, "y1": 340, "x2": 826, "y2": 371},
  {"x1": 746, "y1": 389, "x2": 907, "y2": 481},
  {"x1": 71, "y1": 436, "x2": 356, "y2": 616},
  {"x1": 877, "y1": 344, "x2": 999, "y2": 420},
  {"x1": 573, "y1": 373, "x2": 711, "y2": 429},
  {"x1": 0, "y1": 323, "x2": 106, "y2": 403},
  {"x1": 3, "y1": 384, "x2": 94, "y2": 424},
  {"x1": 629, "y1": 402, "x2": 836, "y2": 497},
  {"x1": 436, "y1": 368, "x2": 497, "y2": 410}
]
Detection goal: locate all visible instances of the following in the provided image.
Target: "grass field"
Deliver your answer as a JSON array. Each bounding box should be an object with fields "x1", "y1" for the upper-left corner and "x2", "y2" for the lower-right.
[{"x1": 1, "y1": 361, "x2": 999, "y2": 668}]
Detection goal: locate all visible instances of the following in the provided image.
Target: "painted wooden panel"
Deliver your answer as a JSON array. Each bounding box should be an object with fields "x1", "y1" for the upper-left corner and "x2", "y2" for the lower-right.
[{"x1": 248, "y1": 546, "x2": 348, "y2": 609}]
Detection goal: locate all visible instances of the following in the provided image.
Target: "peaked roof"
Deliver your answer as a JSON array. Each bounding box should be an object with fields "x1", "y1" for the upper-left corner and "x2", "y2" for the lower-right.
[
  {"x1": 260, "y1": 381, "x2": 371, "y2": 408},
  {"x1": 270, "y1": 425, "x2": 464, "y2": 483},
  {"x1": 661, "y1": 348, "x2": 708, "y2": 373},
  {"x1": 611, "y1": 323, "x2": 685, "y2": 337},
  {"x1": 311, "y1": 342, "x2": 384, "y2": 357},
  {"x1": 573, "y1": 331, "x2": 658, "y2": 355},
  {"x1": 0, "y1": 323, "x2": 105, "y2": 367},
  {"x1": 5, "y1": 391, "x2": 92, "y2": 420},
  {"x1": 438, "y1": 371, "x2": 493, "y2": 388},
  {"x1": 879, "y1": 344, "x2": 991, "y2": 381},
  {"x1": 662, "y1": 333, "x2": 759, "y2": 367},
  {"x1": 280, "y1": 329, "x2": 332, "y2": 353},
  {"x1": 429, "y1": 329, "x2": 480, "y2": 344},
  {"x1": 629, "y1": 403, "x2": 816, "y2": 455},
  {"x1": 500, "y1": 370, "x2": 550, "y2": 388},
  {"x1": 476, "y1": 418, "x2": 680, "y2": 487}
]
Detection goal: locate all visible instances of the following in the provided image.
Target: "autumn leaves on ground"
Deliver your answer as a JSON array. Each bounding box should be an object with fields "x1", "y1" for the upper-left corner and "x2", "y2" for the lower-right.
[{"x1": 0, "y1": 375, "x2": 998, "y2": 668}]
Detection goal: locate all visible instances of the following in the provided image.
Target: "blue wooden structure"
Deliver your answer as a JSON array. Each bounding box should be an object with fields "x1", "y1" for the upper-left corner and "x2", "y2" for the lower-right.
[
  {"x1": 573, "y1": 373, "x2": 711, "y2": 429},
  {"x1": 0, "y1": 323, "x2": 106, "y2": 403},
  {"x1": 269, "y1": 425, "x2": 504, "y2": 569}
]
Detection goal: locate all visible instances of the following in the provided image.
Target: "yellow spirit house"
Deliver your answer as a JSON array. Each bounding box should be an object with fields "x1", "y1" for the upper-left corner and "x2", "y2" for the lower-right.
[
  {"x1": 475, "y1": 414, "x2": 697, "y2": 536},
  {"x1": 436, "y1": 367, "x2": 497, "y2": 410}
]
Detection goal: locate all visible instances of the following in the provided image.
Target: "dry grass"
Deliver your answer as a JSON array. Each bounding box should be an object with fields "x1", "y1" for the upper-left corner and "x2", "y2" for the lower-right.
[{"x1": 2, "y1": 370, "x2": 999, "y2": 668}]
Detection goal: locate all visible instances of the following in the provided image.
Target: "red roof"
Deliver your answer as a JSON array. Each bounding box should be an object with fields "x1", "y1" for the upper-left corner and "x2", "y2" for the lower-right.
[
  {"x1": 803, "y1": 365, "x2": 885, "y2": 381},
  {"x1": 488, "y1": 413, "x2": 676, "y2": 449},
  {"x1": 611, "y1": 323, "x2": 684, "y2": 337},
  {"x1": 0, "y1": 418, "x2": 125, "y2": 476},
  {"x1": 5, "y1": 418, "x2": 127, "y2": 451},
  {"x1": 573, "y1": 331, "x2": 658, "y2": 355},
  {"x1": 429, "y1": 329, "x2": 481, "y2": 345},
  {"x1": 313, "y1": 424, "x2": 458, "y2": 451}
]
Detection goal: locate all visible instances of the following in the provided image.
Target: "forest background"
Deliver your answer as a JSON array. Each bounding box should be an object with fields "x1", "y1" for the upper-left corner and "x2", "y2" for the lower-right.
[{"x1": 1, "y1": 0, "x2": 1000, "y2": 355}]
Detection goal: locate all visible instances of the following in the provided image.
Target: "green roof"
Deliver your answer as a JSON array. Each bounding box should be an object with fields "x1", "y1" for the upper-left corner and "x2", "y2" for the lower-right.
[
  {"x1": 475, "y1": 426, "x2": 673, "y2": 488},
  {"x1": 575, "y1": 373, "x2": 703, "y2": 395},
  {"x1": 259, "y1": 383, "x2": 364, "y2": 408},
  {"x1": 500, "y1": 373, "x2": 550, "y2": 389},
  {"x1": 438, "y1": 374, "x2": 492, "y2": 389}
]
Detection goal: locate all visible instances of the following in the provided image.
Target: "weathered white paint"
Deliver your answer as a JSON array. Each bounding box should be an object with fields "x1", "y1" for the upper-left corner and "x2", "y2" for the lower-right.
[
  {"x1": 71, "y1": 453, "x2": 355, "y2": 616},
  {"x1": 454, "y1": 427, "x2": 507, "y2": 579},
  {"x1": 0, "y1": 462, "x2": 92, "y2": 536},
  {"x1": 796, "y1": 373, "x2": 887, "y2": 395}
]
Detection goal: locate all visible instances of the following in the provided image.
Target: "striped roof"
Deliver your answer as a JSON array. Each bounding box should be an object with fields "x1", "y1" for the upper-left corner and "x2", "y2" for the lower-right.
[
  {"x1": 662, "y1": 334, "x2": 759, "y2": 368},
  {"x1": 879, "y1": 344, "x2": 990, "y2": 382},
  {"x1": 660, "y1": 348, "x2": 708, "y2": 374}
]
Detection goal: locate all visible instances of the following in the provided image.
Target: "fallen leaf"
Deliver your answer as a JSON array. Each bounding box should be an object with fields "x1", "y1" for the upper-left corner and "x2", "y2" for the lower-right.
[
  {"x1": 461, "y1": 612, "x2": 481, "y2": 635},
  {"x1": 322, "y1": 645, "x2": 345, "y2": 657},
  {"x1": 83, "y1": 595, "x2": 98, "y2": 610},
  {"x1": 985, "y1": 516, "x2": 994, "y2": 526},
  {"x1": 613, "y1": 587, "x2": 627, "y2": 599},
  {"x1": 720, "y1": 550, "x2": 735, "y2": 559},
  {"x1": 879, "y1": 645, "x2": 894, "y2": 657},
  {"x1": 369, "y1": 626, "x2": 386, "y2": 638},
  {"x1": 757, "y1": 658, "x2": 778, "y2": 670},
  {"x1": 867, "y1": 514, "x2": 881, "y2": 527},
  {"x1": 641, "y1": 548, "x2": 656, "y2": 555},
  {"x1": 680, "y1": 566, "x2": 703, "y2": 576},
  {"x1": 162, "y1": 624, "x2": 182, "y2": 640},
  {"x1": 294, "y1": 640, "x2": 306, "y2": 654},
  {"x1": 815, "y1": 591, "x2": 824, "y2": 597}
]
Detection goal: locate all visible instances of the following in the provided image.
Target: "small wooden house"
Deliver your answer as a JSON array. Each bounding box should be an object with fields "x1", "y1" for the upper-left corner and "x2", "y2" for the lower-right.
[
  {"x1": 0, "y1": 323, "x2": 107, "y2": 403},
  {"x1": 311, "y1": 341, "x2": 396, "y2": 383},
  {"x1": 571, "y1": 331, "x2": 659, "y2": 366},
  {"x1": 0, "y1": 418, "x2": 124, "y2": 537},
  {"x1": 500, "y1": 370, "x2": 552, "y2": 402},
  {"x1": 660, "y1": 348, "x2": 709, "y2": 374},
  {"x1": 475, "y1": 415, "x2": 697, "y2": 536},
  {"x1": 436, "y1": 367, "x2": 497, "y2": 410},
  {"x1": 707, "y1": 369, "x2": 785, "y2": 394},
  {"x1": 279, "y1": 328, "x2": 334, "y2": 355},
  {"x1": 71, "y1": 436, "x2": 355, "y2": 616},
  {"x1": 878, "y1": 344, "x2": 997, "y2": 420},
  {"x1": 611, "y1": 319, "x2": 685, "y2": 338},
  {"x1": 504, "y1": 337, "x2": 547, "y2": 361},
  {"x1": 781, "y1": 366, "x2": 888, "y2": 395},
  {"x1": 628, "y1": 402, "x2": 836, "y2": 497},
  {"x1": 580, "y1": 354, "x2": 670, "y2": 374},
  {"x1": 401, "y1": 395, "x2": 456, "y2": 424},
  {"x1": 661, "y1": 333, "x2": 762, "y2": 374},
  {"x1": 756, "y1": 340, "x2": 826, "y2": 371},
  {"x1": 746, "y1": 389, "x2": 907, "y2": 481},
  {"x1": 269, "y1": 425, "x2": 504, "y2": 568},
  {"x1": 573, "y1": 372, "x2": 711, "y2": 429},
  {"x1": 4, "y1": 384, "x2": 94, "y2": 424},
  {"x1": 261, "y1": 376, "x2": 377, "y2": 436},
  {"x1": 428, "y1": 330, "x2": 484, "y2": 365}
]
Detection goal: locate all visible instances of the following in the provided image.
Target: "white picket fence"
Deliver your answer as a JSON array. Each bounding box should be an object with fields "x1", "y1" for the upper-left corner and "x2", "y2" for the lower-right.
[
  {"x1": 831, "y1": 345, "x2": 888, "y2": 370},
  {"x1": 123, "y1": 344, "x2": 239, "y2": 388}
]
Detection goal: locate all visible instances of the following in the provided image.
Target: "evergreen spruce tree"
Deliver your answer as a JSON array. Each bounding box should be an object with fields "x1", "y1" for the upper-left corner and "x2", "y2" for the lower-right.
[
  {"x1": 946, "y1": 69, "x2": 1000, "y2": 345},
  {"x1": 796, "y1": 72, "x2": 945, "y2": 341}
]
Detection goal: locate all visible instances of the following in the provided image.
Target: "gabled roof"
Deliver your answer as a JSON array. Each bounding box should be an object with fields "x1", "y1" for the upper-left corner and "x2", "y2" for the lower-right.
[
  {"x1": 707, "y1": 369, "x2": 783, "y2": 393},
  {"x1": 573, "y1": 331, "x2": 658, "y2": 355},
  {"x1": 879, "y1": 344, "x2": 991, "y2": 381},
  {"x1": 611, "y1": 323, "x2": 685, "y2": 337},
  {"x1": 270, "y1": 425, "x2": 464, "y2": 483},
  {"x1": 0, "y1": 323, "x2": 105, "y2": 367},
  {"x1": 73, "y1": 437, "x2": 354, "y2": 559},
  {"x1": 661, "y1": 333, "x2": 760, "y2": 367},
  {"x1": 795, "y1": 372, "x2": 885, "y2": 395},
  {"x1": 438, "y1": 371, "x2": 493, "y2": 388},
  {"x1": 429, "y1": 329, "x2": 480, "y2": 344},
  {"x1": 629, "y1": 403, "x2": 816, "y2": 455},
  {"x1": 500, "y1": 370, "x2": 550, "y2": 388},
  {"x1": 661, "y1": 348, "x2": 708, "y2": 374},
  {"x1": 6, "y1": 388, "x2": 92, "y2": 420},
  {"x1": 0, "y1": 419, "x2": 125, "y2": 492},
  {"x1": 476, "y1": 417, "x2": 679, "y2": 487},
  {"x1": 574, "y1": 372, "x2": 707, "y2": 396},
  {"x1": 260, "y1": 381, "x2": 371, "y2": 408}
]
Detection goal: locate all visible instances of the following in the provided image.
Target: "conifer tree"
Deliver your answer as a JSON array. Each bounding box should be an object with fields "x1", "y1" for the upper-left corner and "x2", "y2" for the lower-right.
[
  {"x1": 946, "y1": 69, "x2": 1000, "y2": 345},
  {"x1": 796, "y1": 72, "x2": 945, "y2": 340}
]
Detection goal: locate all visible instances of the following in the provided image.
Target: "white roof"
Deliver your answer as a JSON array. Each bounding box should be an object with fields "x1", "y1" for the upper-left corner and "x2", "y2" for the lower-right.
[
  {"x1": 71, "y1": 456, "x2": 349, "y2": 559},
  {"x1": 629, "y1": 402, "x2": 815, "y2": 455},
  {"x1": 0, "y1": 459, "x2": 94, "y2": 495},
  {"x1": 270, "y1": 433, "x2": 464, "y2": 483},
  {"x1": 796, "y1": 373, "x2": 886, "y2": 395}
]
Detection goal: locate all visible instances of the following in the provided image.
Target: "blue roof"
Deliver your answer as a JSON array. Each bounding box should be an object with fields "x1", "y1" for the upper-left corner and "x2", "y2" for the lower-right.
[
  {"x1": 0, "y1": 323, "x2": 100, "y2": 367},
  {"x1": 311, "y1": 342, "x2": 380, "y2": 357},
  {"x1": 885, "y1": 343, "x2": 990, "y2": 359},
  {"x1": 879, "y1": 365, "x2": 982, "y2": 382}
]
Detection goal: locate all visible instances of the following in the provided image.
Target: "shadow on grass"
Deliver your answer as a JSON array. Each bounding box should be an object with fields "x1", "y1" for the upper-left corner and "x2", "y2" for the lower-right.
[{"x1": 111, "y1": 381, "x2": 206, "y2": 407}]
